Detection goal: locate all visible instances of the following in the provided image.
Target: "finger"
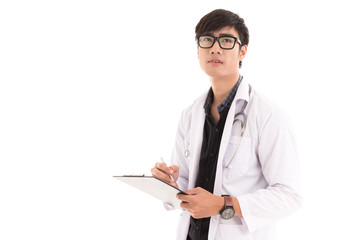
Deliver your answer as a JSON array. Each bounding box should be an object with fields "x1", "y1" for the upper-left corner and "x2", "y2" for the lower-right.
[
  {"x1": 151, "y1": 166, "x2": 174, "y2": 184},
  {"x1": 156, "y1": 163, "x2": 178, "y2": 183},
  {"x1": 169, "y1": 165, "x2": 179, "y2": 181},
  {"x1": 177, "y1": 193, "x2": 191, "y2": 202},
  {"x1": 154, "y1": 163, "x2": 173, "y2": 178},
  {"x1": 156, "y1": 171, "x2": 174, "y2": 184},
  {"x1": 169, "y1": 182, "x2": 179, "y2": 188},
  {"x1": 155, "y1": 162, "x2": 172, "y2": 175},
  {"x1": 180, "y1": 201, "x2": 191, "y2": 210},
  {"x1": 184, "y1": 188, "x2": 200, "y2": 195}
]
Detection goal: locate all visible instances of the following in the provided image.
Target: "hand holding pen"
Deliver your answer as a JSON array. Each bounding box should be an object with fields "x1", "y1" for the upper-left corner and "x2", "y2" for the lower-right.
[{"x1": 151, "y1": 157, "x2": 179, "y2": 188}]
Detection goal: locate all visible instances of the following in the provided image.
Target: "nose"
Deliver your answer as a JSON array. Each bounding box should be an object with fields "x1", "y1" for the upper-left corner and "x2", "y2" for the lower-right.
[{"x1": 210, "y1": 40, "x2": 222, "y2": 54}]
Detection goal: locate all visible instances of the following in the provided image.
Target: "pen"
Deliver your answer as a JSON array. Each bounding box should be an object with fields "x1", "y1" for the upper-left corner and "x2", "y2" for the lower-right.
[{"x1": 161, "y1": 157, "x2": 174, "y2": 181}]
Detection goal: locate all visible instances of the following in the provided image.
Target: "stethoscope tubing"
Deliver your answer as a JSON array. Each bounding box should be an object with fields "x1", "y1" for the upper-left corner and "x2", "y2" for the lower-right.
[{"x1": 226, "y1": 84, "x2": 252, "y2": 167}]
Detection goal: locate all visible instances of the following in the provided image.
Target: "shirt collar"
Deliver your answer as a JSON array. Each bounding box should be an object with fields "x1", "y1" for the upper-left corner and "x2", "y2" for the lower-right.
[{"x1": 203, "y1": 76, "x2": 243, "y2": 114}]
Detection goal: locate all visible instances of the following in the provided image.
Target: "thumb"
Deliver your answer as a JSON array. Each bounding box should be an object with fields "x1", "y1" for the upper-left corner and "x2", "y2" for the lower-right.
[{"x1": 184, "y1": 188, "x2": 200, "y2": 195}]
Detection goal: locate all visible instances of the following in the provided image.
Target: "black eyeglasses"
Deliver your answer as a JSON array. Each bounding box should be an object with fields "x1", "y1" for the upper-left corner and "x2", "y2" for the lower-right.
[{"x1": 197, "y1": 35, "x2": 242, "y2": 50}]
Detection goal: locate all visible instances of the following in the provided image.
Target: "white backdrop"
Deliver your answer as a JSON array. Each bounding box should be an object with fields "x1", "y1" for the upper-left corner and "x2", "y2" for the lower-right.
[{"x1": 1, "y1": 0, "x2": 360, "y2": 239}]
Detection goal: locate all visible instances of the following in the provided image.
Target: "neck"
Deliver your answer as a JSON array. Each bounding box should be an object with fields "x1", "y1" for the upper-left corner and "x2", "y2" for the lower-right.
[{"x1": 210, "y1": 73, "x2": 239, "y2": 105}]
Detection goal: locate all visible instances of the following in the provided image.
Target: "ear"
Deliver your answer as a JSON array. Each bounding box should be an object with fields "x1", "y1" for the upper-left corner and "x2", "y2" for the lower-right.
[
  {"x1": 239, "y1": 45, "x2": 248, "y2": 61},
  {"x1": 197, "y1": 47, "x2": 200, "y2": 59}
]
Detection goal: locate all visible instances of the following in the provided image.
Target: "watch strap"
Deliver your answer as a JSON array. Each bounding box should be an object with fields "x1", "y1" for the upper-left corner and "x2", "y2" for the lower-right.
[{"x1": 223, "y1": 195, "x2": 233, "y2": 207}]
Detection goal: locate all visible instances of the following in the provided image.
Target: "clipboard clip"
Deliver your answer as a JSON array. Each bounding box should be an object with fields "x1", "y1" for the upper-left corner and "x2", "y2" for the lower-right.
[{"x1": 121, "y1": 174, "x2": 145, "y2": 177}]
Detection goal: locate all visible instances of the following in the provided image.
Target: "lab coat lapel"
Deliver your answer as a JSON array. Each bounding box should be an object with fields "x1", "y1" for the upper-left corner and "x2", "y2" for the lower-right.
[
  {"x1": 188, "y1": 94, "x2": 206, "y2": 190},
  {"x1": 213, "y1": 78, "x2": 250, "y2": 196},
  {"x1": 213, "y1": 102, "x2": 235, "y2": 196}
]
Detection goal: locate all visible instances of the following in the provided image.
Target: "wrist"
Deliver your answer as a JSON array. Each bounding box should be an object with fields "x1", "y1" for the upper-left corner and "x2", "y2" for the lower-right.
[
  {"x1": 214, "y1": 195, "x2": 225, "y2": 215},
  {"x1": 219, "y1": 196, "x2": 225, "y2": 211}
]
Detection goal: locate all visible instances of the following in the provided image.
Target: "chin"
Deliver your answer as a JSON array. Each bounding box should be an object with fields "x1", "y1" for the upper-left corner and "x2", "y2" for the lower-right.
[{"x1": 204, "y1": 70, "x2": 229, "y2": 79}]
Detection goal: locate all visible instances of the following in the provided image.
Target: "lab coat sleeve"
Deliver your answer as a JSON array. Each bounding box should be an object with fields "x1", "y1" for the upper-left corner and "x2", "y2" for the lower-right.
[
  {"x1": 164, "y1": 109, "x2": 190, "y2": 210},
  {"x1": 237, "y1": 106, "x2": 302, "y2": 233}
]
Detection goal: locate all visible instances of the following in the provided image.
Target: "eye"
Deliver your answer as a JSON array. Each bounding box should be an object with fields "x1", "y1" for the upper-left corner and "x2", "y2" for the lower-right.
[
  {"x1": 222, "y1": 37, "x2": 234, "y2": 43},
  {"x1": 198, "y1": 36, "x2": 215, "y2": 48}
]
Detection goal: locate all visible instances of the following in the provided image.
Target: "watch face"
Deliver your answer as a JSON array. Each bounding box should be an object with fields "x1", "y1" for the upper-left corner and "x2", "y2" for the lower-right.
[{"x1": 221, "y1": 207, "x2": 235, "y2": 220}]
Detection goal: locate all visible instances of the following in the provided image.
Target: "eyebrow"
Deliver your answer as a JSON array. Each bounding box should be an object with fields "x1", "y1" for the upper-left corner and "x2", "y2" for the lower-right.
[
  {"x1": 202, "y1": 33, "x2": 236, "y2": 38},
  {"x1": 219, "y1": 33, "x2": 236, "y2": 38}
]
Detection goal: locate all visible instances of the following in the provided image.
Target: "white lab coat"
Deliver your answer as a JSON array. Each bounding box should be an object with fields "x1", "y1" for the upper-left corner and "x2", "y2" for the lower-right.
[{"x1": 168, "y1": 77, "x2": 302, "y2": 240}]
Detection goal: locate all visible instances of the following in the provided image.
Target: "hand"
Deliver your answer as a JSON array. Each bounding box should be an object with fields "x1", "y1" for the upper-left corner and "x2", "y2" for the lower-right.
[
  {"x1": 177, "y1": 187, "x2": 224, "y2": 219},
  {"x1": 151, "y1": 162, "x2": 179, "y2": 188}
]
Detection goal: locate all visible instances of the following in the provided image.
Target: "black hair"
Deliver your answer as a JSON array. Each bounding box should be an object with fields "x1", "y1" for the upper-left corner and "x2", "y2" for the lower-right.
[{"x1": 195, "y1": 9, "x2": 249, "y2": 68}]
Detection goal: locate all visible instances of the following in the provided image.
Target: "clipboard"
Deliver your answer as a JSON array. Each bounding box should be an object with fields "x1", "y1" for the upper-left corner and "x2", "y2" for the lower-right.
[{"x1": 113, "y1": 175, "x2": 187, "y2": 209}]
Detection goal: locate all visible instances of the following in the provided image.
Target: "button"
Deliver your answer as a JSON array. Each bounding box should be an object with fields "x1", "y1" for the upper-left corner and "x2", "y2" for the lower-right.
[
  {"x1": 215, "y1": 128, "x2": 219, "y2": 133},
  {"x1": 210, "y1": 153, "x2": 214, "y2": 157},
  {"x1": 196, "y1": 225, "x2": 200, "y2": 231},
  {"x1": 184, "y1": 150, "x2": 189, "y2": 158},
  {"x1": 205, "y1": 178, "x2": 209, "y2": 182}
]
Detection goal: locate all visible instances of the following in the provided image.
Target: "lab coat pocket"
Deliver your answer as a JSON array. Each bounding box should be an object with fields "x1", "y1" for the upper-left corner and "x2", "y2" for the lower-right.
[
  {"x1": 216, "y1": 221, "x2": 251, "y2": 239},
  {"x1": 223, "y1": 136, "x2": 252, "y2": 178}
]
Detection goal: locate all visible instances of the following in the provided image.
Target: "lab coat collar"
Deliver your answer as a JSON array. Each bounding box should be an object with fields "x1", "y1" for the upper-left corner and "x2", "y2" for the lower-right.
[
  {"x1": 203, "y1": 76, "x2": 242, "y2": 115},
  {"x1": 234, "y1": 76, "x2": 250, "y2": 103}
]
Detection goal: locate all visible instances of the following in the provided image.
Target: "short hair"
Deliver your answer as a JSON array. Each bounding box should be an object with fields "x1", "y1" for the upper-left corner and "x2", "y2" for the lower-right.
[{"x1": 195, "y1": 9, "x2": 249, "y2": 68}]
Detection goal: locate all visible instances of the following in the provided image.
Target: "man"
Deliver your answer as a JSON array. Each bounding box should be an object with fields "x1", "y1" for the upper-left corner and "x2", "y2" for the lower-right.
[{"x1": 151, "y1": 9, "x2": 301, "y2": 240}]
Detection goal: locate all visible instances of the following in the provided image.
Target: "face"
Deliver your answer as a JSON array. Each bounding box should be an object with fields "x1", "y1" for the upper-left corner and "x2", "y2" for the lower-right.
[{"x1": 197, "y1": 26, "x2": 247, "y2": 79}]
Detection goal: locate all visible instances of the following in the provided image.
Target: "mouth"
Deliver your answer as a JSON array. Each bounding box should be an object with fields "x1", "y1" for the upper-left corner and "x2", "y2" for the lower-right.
[{"x1": 208, "y1": 58, "x2": 223, "y2": 64}]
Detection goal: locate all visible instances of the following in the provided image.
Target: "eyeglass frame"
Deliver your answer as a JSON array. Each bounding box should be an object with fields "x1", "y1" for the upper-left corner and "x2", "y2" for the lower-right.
[{"x1": 197, "y1": 35, "x2": 242, "y2": 50}]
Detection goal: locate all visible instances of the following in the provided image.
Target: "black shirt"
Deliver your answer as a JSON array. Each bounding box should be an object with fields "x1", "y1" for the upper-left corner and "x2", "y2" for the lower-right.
[{"x1": 187, "y1": 78, "x2": 241, "y2": 240}]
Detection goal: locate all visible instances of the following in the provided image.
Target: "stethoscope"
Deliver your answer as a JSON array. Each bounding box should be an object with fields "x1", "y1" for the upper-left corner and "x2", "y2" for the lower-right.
[
  {"x1": 184, "y1": 84, "x2": 252, "y2": 166},
  {"x1": 233, "y1": 101, "x2": 248, "y2": 137}
]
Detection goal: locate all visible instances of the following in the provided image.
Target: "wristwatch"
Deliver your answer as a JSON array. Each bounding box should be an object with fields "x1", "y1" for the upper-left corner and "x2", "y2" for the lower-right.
[{"x1": 219, "y1": 195, "x2": 235, "y2": 220}]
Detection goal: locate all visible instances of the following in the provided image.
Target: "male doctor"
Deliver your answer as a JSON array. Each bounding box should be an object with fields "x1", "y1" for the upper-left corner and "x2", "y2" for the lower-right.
[{"x1": 151, "y1": 9, "x2": 302, "y2": 240}]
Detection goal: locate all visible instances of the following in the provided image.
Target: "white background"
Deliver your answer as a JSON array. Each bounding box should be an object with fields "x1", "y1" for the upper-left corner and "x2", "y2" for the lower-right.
[{"x1": 1, "y1": 0, "x2": 360, "y2": 239}]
